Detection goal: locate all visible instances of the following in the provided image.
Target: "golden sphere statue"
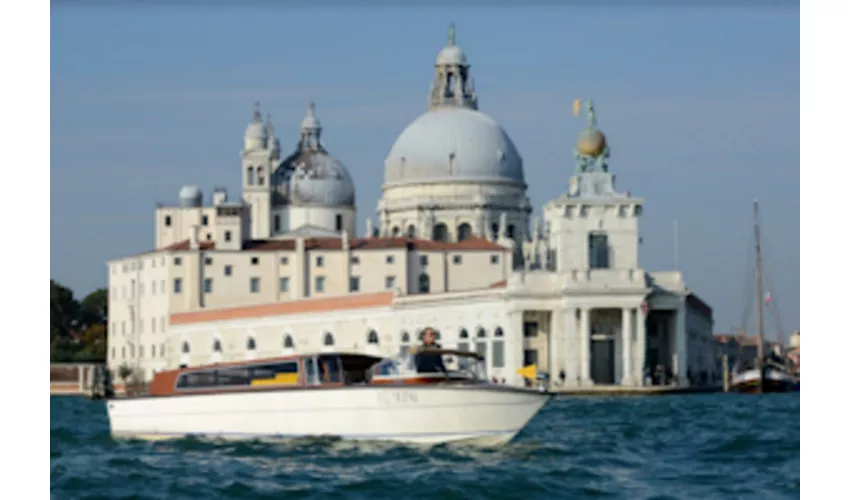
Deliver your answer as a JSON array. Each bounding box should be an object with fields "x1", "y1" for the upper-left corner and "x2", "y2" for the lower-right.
[{"x1": 576, "y1": 127, "x2": 607, "y2": 157}]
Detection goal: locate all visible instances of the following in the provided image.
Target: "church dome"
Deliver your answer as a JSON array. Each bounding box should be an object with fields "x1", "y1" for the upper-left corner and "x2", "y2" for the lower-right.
[
  {"x1": 436, "y1": 45, "x2": 467, "y2": 66},
  {"x1": 273, "y1": 102, "x2": 355, "y2": 207},
  {"x1": 384, "y1": 106, "x2": 524, "y2": 185}
]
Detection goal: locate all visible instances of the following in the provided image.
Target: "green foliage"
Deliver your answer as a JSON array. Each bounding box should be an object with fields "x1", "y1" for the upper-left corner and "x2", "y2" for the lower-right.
[{"x1": 50, "y1": 280, "x2": 109, "y2": 363}]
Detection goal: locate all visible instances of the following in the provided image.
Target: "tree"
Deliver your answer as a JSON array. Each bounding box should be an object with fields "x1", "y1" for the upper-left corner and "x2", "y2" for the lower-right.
[
  {"x1": 50, "y1": 280, "x2": 109, "y2": 363},
  {"x1": 79, "y1": 288, "x2": 108, "y2": 327}
]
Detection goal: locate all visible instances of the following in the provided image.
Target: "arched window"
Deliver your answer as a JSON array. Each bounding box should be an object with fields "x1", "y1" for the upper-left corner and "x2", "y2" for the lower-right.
[
  {"x1": 491, "y1": 223, "x2": 500, "y2": 240},
  {"x1": 457, "y1": 329, "x2": 470, "y2": 352},
  {"x1": 247, "y1": 166, "x2": 255, "y2": 185},
  {"x1": 418, "y1": 273, "x2": 430, "y2": 293},
  {"x1": 367, "y1": 330, "x2": 379, "y2": 344},
  {"x1": 181, "y1": 341, "x2": 190, "y2": 354},
  {"x1": 492, "y1": 327, "x2": 505, "y2": 368},
  {"x1": 432, "y1": 223, "x2": 448, "y2": 242},
  {"x1": 475, "y1": 327, "x2": 487, "y2": 358},
  {"x1": 391, "y1": 226, "x2": 400, "y2": 237},
  {"x1": 283, "y1": 335, "x2": 295, "y2": 349},
  {"x1": 213, "y1": 339, "x2": 222, "y2": 352},
  {"x1": 406, "y1": 225, "x2": 416, "y2": 238},
  {"x1": 247, "y1": 337, "x2": 257, "y2": 350},
  {"x1": 323, "y1": 332, "x2": 335, "y2": 346},
  {"x1": 257, "y1": 167, "x2": 265, "y2": 186},
  {"x1": 457, "y1": 223, "x2": 472, "y2": 242}
]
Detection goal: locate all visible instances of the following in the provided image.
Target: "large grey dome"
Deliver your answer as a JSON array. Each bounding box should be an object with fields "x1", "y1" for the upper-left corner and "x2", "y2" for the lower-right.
[
  {"x1": 272, "y1": 102, "x2": 355, "y2": 207},
  {"x1": 384, "y1": 107, "x2": 525, "y2": 185}
]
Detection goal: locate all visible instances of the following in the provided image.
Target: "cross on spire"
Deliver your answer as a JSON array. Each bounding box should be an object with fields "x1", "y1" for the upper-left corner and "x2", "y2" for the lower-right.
[{"x1": 448, "y1": 22, "x2": 456, "y2": 46}]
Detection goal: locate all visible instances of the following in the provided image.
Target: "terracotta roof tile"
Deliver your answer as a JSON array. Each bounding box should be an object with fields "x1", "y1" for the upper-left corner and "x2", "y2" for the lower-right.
[{"x1": 157, "y1": 235, "x2": 506, "y2": 254}]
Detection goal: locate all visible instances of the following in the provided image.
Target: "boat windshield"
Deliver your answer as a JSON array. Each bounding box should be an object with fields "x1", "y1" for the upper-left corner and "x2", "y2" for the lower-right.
[{"x1": 370, "y1": 349, "x2": 487, "y2": 381}]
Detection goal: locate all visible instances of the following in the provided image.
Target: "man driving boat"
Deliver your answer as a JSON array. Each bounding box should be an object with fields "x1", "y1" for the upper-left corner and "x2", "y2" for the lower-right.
[{"x1": 414, "y1": 327, "x2": 447, "y2": 374}]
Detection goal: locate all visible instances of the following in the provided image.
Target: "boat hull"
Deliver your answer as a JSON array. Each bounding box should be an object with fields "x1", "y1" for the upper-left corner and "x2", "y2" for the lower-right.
[
  {"x1": 107, "y1": 384, "x2": 553, "y2": 446},
  {"x1": 730, "y1": 368, "x2": 799, "y2": 394}
]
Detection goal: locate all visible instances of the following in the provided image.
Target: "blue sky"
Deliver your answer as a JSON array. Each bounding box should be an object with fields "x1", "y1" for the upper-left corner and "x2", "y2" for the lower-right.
[{"x1": 50, "y1": 3, "x2": 800, "y2": 339}]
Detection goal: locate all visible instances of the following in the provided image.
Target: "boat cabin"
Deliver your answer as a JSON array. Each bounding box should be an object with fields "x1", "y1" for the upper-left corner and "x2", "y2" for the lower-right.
[{"x1": 143, "y1": 349, "x2": 488, "y2": 398}]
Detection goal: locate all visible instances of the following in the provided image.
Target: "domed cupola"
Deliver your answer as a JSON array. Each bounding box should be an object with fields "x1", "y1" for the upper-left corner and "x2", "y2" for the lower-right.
[
  {"x1": 273, "y1": 101, "x2": 356, "y2": 207},
  {"x1": 375, "y1": 24, "x2": 531, "y2": 249},
  {"x1": 243, "y1": 101, "x2": 269, "y2": 150},
  {"x1": 383, "y1": 23, "x2": 525, "y2": 186}
]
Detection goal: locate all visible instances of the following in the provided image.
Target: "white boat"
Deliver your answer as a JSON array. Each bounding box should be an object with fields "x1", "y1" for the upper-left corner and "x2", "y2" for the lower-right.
[
  {"x1": 107, "y1": 349, "x2": 553, "y2": 446},
  {"x1": 730, "y1": 364, "x2": 799, "y2": 393}
]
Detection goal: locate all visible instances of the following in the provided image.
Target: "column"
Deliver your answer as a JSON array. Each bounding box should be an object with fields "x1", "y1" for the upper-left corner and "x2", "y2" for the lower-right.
[
  {"x1": 548, "y1": 310, "x2": 561, "y2": 384},
  {"x1": 675, "y1": 303, "x2": 689, "y2": 387},
  {"x1": 506, "y1": 310, "x2": 524, "y2": 387},
  {"x1": 563, "y1": 307, "x2": 580, "y2": 387},
  {"x1": 621, "y1": 308, "x2": 633, "y2": 386},
  {"x1": 635, "y1": 305, "x2": 647, "y2": 386},
  {"x1": 579, "y1": 307, "x2": 592, "y2": 386}
]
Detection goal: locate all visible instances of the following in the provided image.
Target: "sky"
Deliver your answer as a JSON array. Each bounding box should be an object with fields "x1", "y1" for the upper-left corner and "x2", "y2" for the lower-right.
[{"x1": 50, "y1": 2, "x2": 800, "y2": 340}]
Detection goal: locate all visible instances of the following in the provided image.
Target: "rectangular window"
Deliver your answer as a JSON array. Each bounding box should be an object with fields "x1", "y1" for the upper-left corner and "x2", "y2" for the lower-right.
[
  {"x1": 204, "y1": 278, "x2": 213, "y2": 293},
  {"x1": 225, "y1": 231, "x2": 232, "y2": 242},
  {"x1": 173, "y1": 278, "x2": 183, "y2": 294},
  {"x1": 350, "y1": 256, "x2": 359, "y2": 265},
  {"x1": 274, "y1": 214, "x2": 281, "y2": 232},
  {"x1": 280, "y1": 256, "x2": 289, "y2": 265},
  {"x1": 250, "y1": 362, "x2": 300, "y2": 384},
  {"x1": 174, "y1": 257, "x2": 182, "y2": 266},
  {"x1": 453, "y1": 255, "x2": 462, "y2": 264},
  {"x1": 476, "y1": 341, "x2": 487, "y2": 359},
  {"x1": 523, "y1": 349, "x2": 538, "y2": 367},
  {"x1": 201, "y1": 215, "x2": 209, "y2": 226},
  {"x1": 349, "y1": 276, "x2": 360, "y2": 292},
  {"x1": 420, "y1": 255, "x2": 428, "y2": 266},
  {"x1": 335, "y1": 214, "x2": 343, "y2": 232},
  {"x1": 492, "y1": 340, "x2": 505, "y2": 368},
  {"x1": 164, "y1": 215, "x2": 172, "y2": 227},
  {"x1": 151, "y1": 344, "x2": 156, "y2": 358},
  {"x1": 205, "y1": 257, "x2": 213, "y2": 265},
  {"x1": 589, "y1": 232, "x2": 610, "y2": 269},
  {"x1": 151, "y1": 281, "x2": 156, "y2": 295},
  {"x1": 151, "y1": 318, "x2": 156, "y2": 333},
  {"x1": 523, "y1": 321, "x2": 539, "y2": 338},
  {"x1": 224, "y1": 265, "x2": 232, "y2": 276},
  {"x1": 490, "y1": 254, "x2": 499, "y2": 264},
  {"x1": 160, "y1": 279, "x2": 165, "y2": 293},
  {"x1": 315, "y1": 276, "x2": 326, "y2": 293},
  {"x1": 250, "y1": 277, "x2": 260, "y2": 293},
  {"x1": 316, "y1": 256, "x2": 324, "y2": 267},
  {"x1": 160, "y1": 317, "x2": 165, "y2": 332},
  {"x1": 385, "y1": 276, "x2": 396, "y2": 290},
  {"x1": 279, "y1": 277, "x2": 289, "y2": 292},
  {"x1": 457, "y1": 341, "x2": 469, "y2": 352},
  {"x1": 251, "y1": 257, "x2": 259, "y2": 265},
  {"x1": 386, "y1": 255, "x2": 394, "y2": 264}
]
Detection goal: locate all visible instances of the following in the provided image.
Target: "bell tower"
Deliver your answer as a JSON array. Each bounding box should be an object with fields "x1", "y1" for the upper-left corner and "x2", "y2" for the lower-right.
[{"x1": 241, "y1": 102, "x2": 279, "y2": 239}]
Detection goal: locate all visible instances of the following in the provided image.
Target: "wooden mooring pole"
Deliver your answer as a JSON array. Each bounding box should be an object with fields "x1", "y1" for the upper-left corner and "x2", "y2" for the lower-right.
[{"x1": 722, "y1": 354, "x2": 730, "y2": 392}]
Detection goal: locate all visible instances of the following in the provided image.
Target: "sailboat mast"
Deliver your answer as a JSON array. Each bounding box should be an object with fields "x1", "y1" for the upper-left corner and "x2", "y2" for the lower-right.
[{"x1": 754, "y1": 199, "x2": 765, "y2": 369}]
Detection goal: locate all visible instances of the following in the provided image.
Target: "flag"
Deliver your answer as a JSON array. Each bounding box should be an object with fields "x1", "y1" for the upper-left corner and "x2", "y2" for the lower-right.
[
  {"x1": 573, "y1": 98, "x2": 581, "y2": 117},
  {"x1": 516, "y1": 364, "x2": 537, "y2": 380}
]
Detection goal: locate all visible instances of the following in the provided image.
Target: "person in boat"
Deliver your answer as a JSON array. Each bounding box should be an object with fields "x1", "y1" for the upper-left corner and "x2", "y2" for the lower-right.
[{"x1": 414, "y1": 327, "x2": 447, "y2": 374}]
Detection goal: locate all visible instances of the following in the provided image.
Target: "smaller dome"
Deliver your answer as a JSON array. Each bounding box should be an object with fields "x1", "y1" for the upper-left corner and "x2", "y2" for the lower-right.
[
  {"x1": 301, "y1": 101, "x2": 321, "y2": 130},
  {"x1": 436, "y1": 45, "x2": 467, "y2": 66},
  {"x1": 179, "y1": 185, "x2": 203, "y2": 207},
  {"x1": 577, "y1": 127, "x2": 607, "y2": 157},
  {"x1": 244, "y1": 102, "x2": 268, "y2": 139}
]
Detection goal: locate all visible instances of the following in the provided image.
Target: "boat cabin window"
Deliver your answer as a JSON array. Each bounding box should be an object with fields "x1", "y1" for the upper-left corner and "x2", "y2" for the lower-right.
[
  {"x1": 175, "y1": 360, "x2": 301, "y2": 390},
  {"x1": 304, "y1": 356, "x2": 320, "y2": 385},
  {"x1": 318, "y1": 355, "x2": 343, "y2": 383}
]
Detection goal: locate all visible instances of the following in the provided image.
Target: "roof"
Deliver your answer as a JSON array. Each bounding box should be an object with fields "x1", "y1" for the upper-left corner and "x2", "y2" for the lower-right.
[
  {"x1": 171, "y1": 292, "x2": 395, "y2": 325},
  {"x1": 686, "y1": 293, "x2": 713, "y2": 320}
]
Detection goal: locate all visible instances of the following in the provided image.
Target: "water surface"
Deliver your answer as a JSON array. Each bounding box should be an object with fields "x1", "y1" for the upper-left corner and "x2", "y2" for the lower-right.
[{"x1": 51, "y1": 393, "x2": 800, "y2": 499}]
